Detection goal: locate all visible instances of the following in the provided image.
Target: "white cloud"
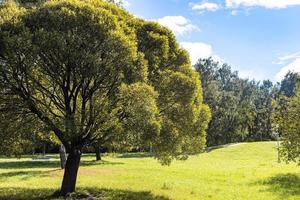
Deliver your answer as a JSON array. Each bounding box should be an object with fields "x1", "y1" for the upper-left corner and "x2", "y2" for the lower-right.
[
  {"x1": 231, "y1": 10, "x2": 239, "y2": 15},
  {"x1": 190, "y1": 2, "x2": 221, "y2": 12},
  {"x1": 188, "y1": 0, "x2": 300, "y2": 16},
  {"x1": 274, "y1": 52, "x2": 300, "y2": 81},
  {"x1": 180, "y1": 42, "x2": 217, "y2": 65},
  {"x1": 276, "y1": 51, "x2": 300, "y2": 64},
  {"x1": 155, "y1": 16, "x2": 200, "y2": 36},
  {"x1": 273, "y1": 51, "x2": 300, "y2": 65},
  {"x1": 226, "y1": 0, "x2": 300, "y2": 9},
  {"x1": 275, "y1": 58, "x2": 300, "y2": 81}
]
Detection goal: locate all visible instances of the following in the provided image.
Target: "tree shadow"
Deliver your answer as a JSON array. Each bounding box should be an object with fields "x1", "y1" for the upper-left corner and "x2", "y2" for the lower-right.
[
  {"x1": 0, "y1": 187, "x2": 171, "y2": 200},
  {"x1": 0, "y1": 160, "x2": 61, "y2": 169},
  {"x1": 117, "y1": 152, "x2": 152, "y2": 159},
  {"x1": 205, "y1": 143, "x2": 241, "y2": 153},
  {"x1": 0, "y1": 169, "x2": 61, "y2": 181},
  {"x1": 255, "y1": 173, "x2": 300, "y2": 198},
  {"x1": 0, "y1": 187, "x2": 54, "y2": 200},
  {"x1": 0, "y1": 159, "x2": 123, "y2": 169}
]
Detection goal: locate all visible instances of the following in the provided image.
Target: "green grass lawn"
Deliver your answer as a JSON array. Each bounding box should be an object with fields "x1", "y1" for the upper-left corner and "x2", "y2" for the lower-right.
[{"x1": 0, "y1": 142, "x2": 299, "y2": 200}]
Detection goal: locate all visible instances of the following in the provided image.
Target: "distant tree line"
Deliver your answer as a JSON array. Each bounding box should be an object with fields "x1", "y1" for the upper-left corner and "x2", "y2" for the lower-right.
[{"x1": 195, "y1": 58, "x2": 300, "y2": 149}]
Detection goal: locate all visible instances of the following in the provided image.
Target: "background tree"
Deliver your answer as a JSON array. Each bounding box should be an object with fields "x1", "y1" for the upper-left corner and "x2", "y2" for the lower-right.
[
  {"x1": 0, "y1": 87, "x2": 42, "y2": 156},
  {"x1": 279, "y1": 72, "x2": 300, "y2": 97},
  {"x1": 272, "y1": 72, "x2": 300, "y2": 164},
  {"x1": 249, "y1": 80, "x2": 274, "y2": 141},
  {"x1": 195, "y1": 58, "x2": 275, "y2": 146},
  {"x1": 272, "y1": 72, "x2": 300, "y2": 137},
  {"x1": 0, "y1": 90, "x2": 67, "y2": 167},
  {"x1": 0, "y1": 112, "x2": 35, "y2": 157},
  {"x1": 273, "y1": 86, "x2": 300, "y2": 164},
  {"x1": 195, "y1": 59, "x2": 251, "y2": 145},
  {"x1": 0, "y1": 0, "x2": 210, "y2": 195}
]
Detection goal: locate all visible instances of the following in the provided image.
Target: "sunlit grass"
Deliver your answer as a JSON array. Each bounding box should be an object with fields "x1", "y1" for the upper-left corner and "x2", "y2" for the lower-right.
[{"x1": 0, "y1": 142, "x2": 299, "y2": 200}]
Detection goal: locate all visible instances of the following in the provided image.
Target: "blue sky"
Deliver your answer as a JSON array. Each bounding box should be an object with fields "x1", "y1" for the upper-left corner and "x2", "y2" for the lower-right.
[{"x1": 122, "y1": 0, "x2": 300, "y2": 82}]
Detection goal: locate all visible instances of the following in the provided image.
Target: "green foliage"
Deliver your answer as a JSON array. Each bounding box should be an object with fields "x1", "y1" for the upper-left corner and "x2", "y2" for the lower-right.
[
  {"x1": 0, "y1": 94, "x2": 60, "y2": 156},
  {"x1": 273, "y1": 86, "x2": 300, "y2": 164},
  {"x1": 195, "y1": 58, "x2": 275, "y2": 146},
  {"x1": 250, "y1": 80, "x2": 274, "y2": 140},
  {"x1": 0, "y1": 0, "x2": 145, "y2": 148},
  {"x1": 154, "y1": 68, "x2": 211, "y2": 164},
  {"x1": 272, "y1": 72, "x2": 300, "y2": 164},
  {"x1": 279, "y1": 72, "x2": 300, "y2": 97},
  {"x1": 0, "y1": 111, "x2": 34, "y2": 156},
  {"x1": 0, "y1": 0, "x2": 210, "y2": 166},
  {"x1": 119, "y1": 83, "x2": 161, "y2": 148}
]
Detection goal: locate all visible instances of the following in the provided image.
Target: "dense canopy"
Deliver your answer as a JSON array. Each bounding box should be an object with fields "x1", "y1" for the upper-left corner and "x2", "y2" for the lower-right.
[{"x1": 0, "y1": 0, "x2": 211, "y2": 195}]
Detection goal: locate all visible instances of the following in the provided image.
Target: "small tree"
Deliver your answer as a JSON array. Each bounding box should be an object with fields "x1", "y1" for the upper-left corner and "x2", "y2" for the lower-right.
[
  {"x1": 0, "y1": 0, "x2": 210, "y2": 195},
  {"x1": 273, "y1": 86, "x2": 300, "y2": 164}
]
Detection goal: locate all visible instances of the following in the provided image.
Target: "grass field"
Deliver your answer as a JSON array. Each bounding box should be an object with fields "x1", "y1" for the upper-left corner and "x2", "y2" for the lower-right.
[{"x1": 0, "y1": 142, "x2": 299, "y2": 200}]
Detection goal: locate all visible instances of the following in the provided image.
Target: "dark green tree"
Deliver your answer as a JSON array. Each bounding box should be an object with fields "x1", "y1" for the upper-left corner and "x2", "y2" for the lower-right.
[
  {"x1": 195, "y1": 58, "x2": 275, "y2": 146},
  {"x1": 279, "y1": 72, "x2": 300, "y2": 97},
  {"x1": 249, "y1": 80, "x2": 274, "y2": 141},
  {"x1": 195, "y1": 58, "x2": 252, "y2": 145}
]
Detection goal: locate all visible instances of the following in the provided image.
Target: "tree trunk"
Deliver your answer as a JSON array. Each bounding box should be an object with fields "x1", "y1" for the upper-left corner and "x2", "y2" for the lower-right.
[
  {"x1": 149, "y1": 143, "x2": 153, "y2": 154},
  {"x1": 42, "y1": 143, "x2": 46, "y2": 157},
  {"x1": 59, "y1": 144, "x2": 67, "y2": 169},
  {"x1": 95, "y1": 146, "x2": 101, "y2": 161},
  {"x1": 60, "y1": 149, "x2": 81, "y2": 196}
]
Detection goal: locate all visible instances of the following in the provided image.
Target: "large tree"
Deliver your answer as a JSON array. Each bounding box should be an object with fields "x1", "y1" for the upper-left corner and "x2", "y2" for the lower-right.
[{"x1": 0, "y1": 0, "x2": 210, "y2": 195}]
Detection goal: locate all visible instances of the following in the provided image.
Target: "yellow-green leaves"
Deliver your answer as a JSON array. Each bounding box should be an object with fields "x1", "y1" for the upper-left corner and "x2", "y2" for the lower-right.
[
  {"x1": 0, "y1": 1, "x2": 24, "y2": 25},
  {"x1": 274, "y1": 86, "x2": 300, "y2": 164},
  {"x1": 0, "y1": 0, "x2": 211, "y2": 166},
  {"x1": 153, "y1": 68, "x2": 211, "y2": 165},
  {"x1": 119, "y1": 83, "x2": 161, "y2": 148}
]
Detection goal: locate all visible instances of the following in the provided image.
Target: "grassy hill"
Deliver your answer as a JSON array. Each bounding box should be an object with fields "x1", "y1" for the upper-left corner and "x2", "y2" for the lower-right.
[{"x1": 0, "y1": 142, "x2": 299, "y2": 200}]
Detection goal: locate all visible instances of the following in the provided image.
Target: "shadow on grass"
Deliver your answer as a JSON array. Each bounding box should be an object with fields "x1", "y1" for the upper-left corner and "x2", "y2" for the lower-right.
[
  {"x1": 117, "y1": 152, "x2": 153, "y2": 159},
  {"x1": 0, "y1": 159, "x2": 123, "y2": 169},
  {"x1": 256, "y1": 173, "x2": 300, "y2": 198},
  {"x1": 0, "y1": 169, "x2": 62, "y2": 181},
  {"x1": 205, "y1": 143, "x2": 242, "y2": 153},
  {"x1": 0, "y1": 187, "x2": 171, "y2": 200}
]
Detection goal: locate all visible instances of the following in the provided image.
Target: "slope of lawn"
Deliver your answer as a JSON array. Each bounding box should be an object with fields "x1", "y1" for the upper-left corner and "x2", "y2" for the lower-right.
[{"x1": 0, "y1": 142, "x2": 299, "y2": 200}]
